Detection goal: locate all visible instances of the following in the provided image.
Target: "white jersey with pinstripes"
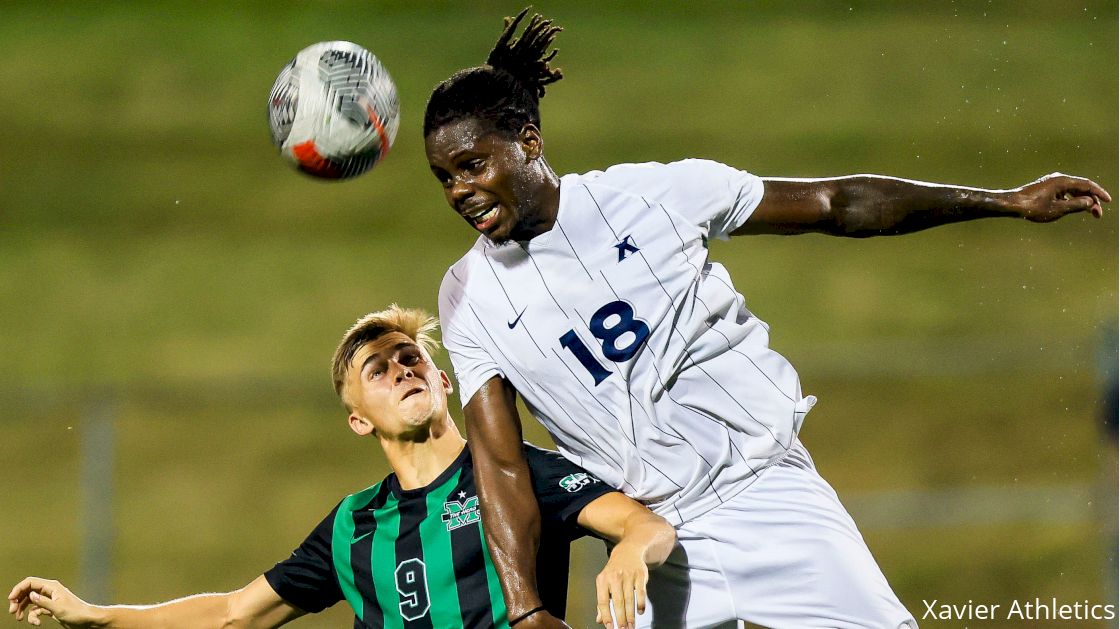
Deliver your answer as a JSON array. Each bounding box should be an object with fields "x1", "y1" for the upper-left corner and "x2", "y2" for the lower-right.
[{"x1": 438, "y1": 159, "x2": 816, "y2": 526}]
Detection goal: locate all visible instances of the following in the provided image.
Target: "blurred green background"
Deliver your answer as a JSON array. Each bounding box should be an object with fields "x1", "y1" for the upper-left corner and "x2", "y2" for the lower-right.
[{"x1": 1, "y1": 1, "x2": 1116, "y2": 627}]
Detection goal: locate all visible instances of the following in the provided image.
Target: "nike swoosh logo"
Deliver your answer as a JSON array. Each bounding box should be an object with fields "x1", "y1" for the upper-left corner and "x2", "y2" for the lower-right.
[
  {"x1": 350, "y1": 530, "x2": 373, "y2": 544},
  {"x1": 508, "y1": 307, "x2": 527, "y2": 329}
]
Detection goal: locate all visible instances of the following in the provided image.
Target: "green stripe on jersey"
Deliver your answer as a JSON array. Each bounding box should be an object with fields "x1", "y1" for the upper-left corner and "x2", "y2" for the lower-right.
[
  {"x1": 421, "y1": 469, "x2": 464, "y2": 628},
  {"x1": 371, "y1": 491, "x2": 403, "y2": 629},
  {"x1": 480, "y1": 524, "x2": 510, "y2": 628},
  {"x1": 332, "y1": 483, "x2": 383, "y2": 622}
]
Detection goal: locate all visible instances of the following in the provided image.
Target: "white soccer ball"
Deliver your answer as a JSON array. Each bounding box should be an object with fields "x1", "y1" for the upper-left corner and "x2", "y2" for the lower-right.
[{"x1": 268, "y1": 41, "x2": 400, "y2": 180}]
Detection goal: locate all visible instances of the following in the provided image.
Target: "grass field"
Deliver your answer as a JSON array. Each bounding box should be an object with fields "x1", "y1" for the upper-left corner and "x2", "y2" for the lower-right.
[{"x1": 1, "y1": 2, "x2": 1116, "y2": 627}]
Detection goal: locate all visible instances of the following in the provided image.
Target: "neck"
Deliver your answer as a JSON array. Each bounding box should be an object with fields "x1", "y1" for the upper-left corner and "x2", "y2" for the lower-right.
[
  {"x1": 378, "y1": 413, "x2": 466, "y2": 490},
  {"x1": 511, "y1": 158, "x2": 562, "y2": 241}
]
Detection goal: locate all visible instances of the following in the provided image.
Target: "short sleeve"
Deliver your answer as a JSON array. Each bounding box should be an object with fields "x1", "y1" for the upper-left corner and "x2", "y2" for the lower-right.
[
  {"x1": 595, "y1": 159, "x2": 764, "y2": 240},
  {"x1": 263, "y1": 503, "x2": 344, "y2": 614},
  {"x1": 439, "y1": 264, "x2": 504, "y2": 406},
  {"x1": 524, "y1": 443, "x2": 613, "y2": 534}
]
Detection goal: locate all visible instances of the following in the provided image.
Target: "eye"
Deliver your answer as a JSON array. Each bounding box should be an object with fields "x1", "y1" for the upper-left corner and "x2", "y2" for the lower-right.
[
  {"x1": 430, "y1": 168, "x2": 452, "y2": 188},
  {"x1": 369, "y1": 366, "x2": 385, "y2": 380},
  {"x1": 465, "y1": 158, "x2": 485, "y2": 173}
]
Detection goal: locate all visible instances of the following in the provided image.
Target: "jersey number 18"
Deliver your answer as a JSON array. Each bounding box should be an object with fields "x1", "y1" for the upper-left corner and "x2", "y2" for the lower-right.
[{"x1": 559, "y1": 300, "x2": 650, "y2": 385}]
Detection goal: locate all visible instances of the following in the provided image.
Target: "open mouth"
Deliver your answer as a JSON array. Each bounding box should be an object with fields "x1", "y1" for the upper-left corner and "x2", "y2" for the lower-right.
[
  {"x1": 401, "y1": 387, "x2": 425, "y2": 401},
  {"x1": 464, "y1": 204, "x2": 499, "y2": 230}
]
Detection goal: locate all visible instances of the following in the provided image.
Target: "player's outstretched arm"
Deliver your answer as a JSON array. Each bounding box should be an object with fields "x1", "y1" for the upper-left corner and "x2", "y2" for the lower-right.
[
  {"x1": 577, "y1": 493, "x2": 676, "y2": 629},
  {"x1": 465, "y1": 377, "x2": 568, "y2": 629},
  {"x1": 736, "y1": 172, "x2": 1111, "y2": 237},
  {"x1": 8, "y1": 575, "x2": 303, "y2": 628}
]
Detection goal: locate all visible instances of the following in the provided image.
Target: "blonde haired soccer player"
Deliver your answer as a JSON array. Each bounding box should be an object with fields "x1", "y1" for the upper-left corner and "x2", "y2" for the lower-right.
[{"x1": 9, "y1": 305, "x2": 675, "y2": 629}]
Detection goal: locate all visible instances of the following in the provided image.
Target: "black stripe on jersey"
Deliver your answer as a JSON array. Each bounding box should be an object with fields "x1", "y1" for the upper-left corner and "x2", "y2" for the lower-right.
[
  {"x1": 622, "y1": 391, "x2": 685, "y2": 490},
  {"x1": 689, "y1": 356, "x2": 787, "y2": 448},
  {"x1": 449, "y1": 477, "x2": 496, "y2": 628},
  {"x1": 590, "y1": 252, "x2": 739, "y2": 489},
  {"x1": 581, "y1": 185, "x2": 622, "y2": 240},
  {"x1": 544, "y1": 342, "x2": 679, "y2": 494},
  {"x1": 643, "y1": 197, "x2": 689, "y2": 254},
  {"x1": 665, "y1": 384, "x2": 760, "y2": 476},
  {"x1": 552, "y1": 220, "x2": 594, "y2": 280},
  {"x1": 648, "y1": 197, "x2": 798, "y2": 407},
  {"x1": 481, "y1": 250, "x2": 526, "y2": 318},
  {"x1": 641, "y1": 343, "x2": 757, "y2": 484},
  {"x1": 464, "y1": 299, "x2": 546, "y2": 364},
  {"x1": 469, "y1": 261, "x2": 549, "y2": 360},
  {"x1": 523, "y1": 249, "x2": 570, "y2": 316},
  {"x1": 395, "y1": 495, "x2": 434, "y2": 629},
  {"x1": 352, "y1": 486, "x2": 391, "y2": 628},
  {"x1": 548, "y1": 344, "x2": 627, "y2": 427},
  {"x1": 591, "y1": 187, "x2": 787, "y2": 451},
  {"x1": 463, "y1": 304, "x2": 600, "y2": 471}
]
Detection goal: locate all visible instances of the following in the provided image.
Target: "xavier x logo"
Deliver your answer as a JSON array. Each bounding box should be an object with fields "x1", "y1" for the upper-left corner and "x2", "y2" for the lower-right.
[{"x1": 614, "y1": 235, "x2": 639, "y2": 261}]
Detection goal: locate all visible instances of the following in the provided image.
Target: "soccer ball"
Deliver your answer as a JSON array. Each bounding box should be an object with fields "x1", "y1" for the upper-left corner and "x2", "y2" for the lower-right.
[{"x1": 267, "y1": 41, "x2": 400, "y2": 180}]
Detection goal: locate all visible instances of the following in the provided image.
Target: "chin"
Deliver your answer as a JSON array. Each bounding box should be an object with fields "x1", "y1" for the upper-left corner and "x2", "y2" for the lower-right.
[
  {"x1": 486, "y1": 231, "x2": 513, "y2": 245},
  {"x1": 400, "y1": 401, "x2": 437, "y2": 426}
]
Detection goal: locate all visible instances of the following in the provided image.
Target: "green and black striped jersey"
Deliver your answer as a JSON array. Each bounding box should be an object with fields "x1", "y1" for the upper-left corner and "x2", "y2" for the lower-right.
[{"x1": 264, "y1": 443, "x2": 612, "y2": 628}]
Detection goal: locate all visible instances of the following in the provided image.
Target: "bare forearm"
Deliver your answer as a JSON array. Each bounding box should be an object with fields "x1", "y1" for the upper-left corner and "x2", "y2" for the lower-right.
[
  {"x1": 745, "y1": 172, "x2": 1108, "y2": 237},
  {"x1": 820, "y1": 175, "x2": 1016, "y2": 237},
  {"x1": 9, "y1": 576, "x2": 296, "y2": 629},
  {"x1": 465, "y1": 379, "x2": 547, "y2": 619},
  {"x1": 91, "y1": 593, "x2": 235, "y2": 629},
  {"x1": 476, "y1": 454, "x2": 545, "y2": 615}
]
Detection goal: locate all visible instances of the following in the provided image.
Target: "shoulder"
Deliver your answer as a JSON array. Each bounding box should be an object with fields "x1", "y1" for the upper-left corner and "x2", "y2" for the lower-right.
[
  {"x1": 337, "y1": 478, "x2": 391, "y2": 513},
  {"x1": 567, "y1": 159, "x2": 752, "y2": 207},
  {"x1": 438, "y1": 241, "x2": 487, "y2": 308},
  {"x1": 574, "y1": 159, "x2": 739, "y2": 187},
  {"x1": 521, "y1": 443, "x2": 602, "y2": 490},
  {"x1": 521, "y1": 441, "x2": 567, "y2": 468}
]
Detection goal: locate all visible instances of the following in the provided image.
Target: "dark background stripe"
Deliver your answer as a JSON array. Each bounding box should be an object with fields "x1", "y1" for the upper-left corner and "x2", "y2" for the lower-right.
[{"x1": 395, "y1": 496, "x2": 435, "y2": 629}]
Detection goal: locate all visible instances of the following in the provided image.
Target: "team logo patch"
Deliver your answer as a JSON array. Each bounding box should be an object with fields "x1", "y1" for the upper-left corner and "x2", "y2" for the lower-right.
[
  {"x1": 614, "y1": 235, "x2": 639, "y2": 261},
  {"x1": 559, "y1": 472, "x2": 598, "y2": 493},
  {"x1": 441, "y1": 494, "x2": 480, "y2": 531}
]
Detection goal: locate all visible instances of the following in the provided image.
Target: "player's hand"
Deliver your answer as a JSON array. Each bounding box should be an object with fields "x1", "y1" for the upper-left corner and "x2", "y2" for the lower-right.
[
  {"x1": 594, "y1": 541, "x2": 650, "y2": 629},
  {"x1": 1007, "y1": 173, "x2": 1111, "y2": 222},
  {"x1": 8, "y1": 577, "x2": 97, "y2": 627}
]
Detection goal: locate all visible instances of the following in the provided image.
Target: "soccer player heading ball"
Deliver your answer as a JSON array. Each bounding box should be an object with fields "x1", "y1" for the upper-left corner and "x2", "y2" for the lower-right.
[{"x1": 425, "y1": 8, "x2": 1111, "y2": 629}]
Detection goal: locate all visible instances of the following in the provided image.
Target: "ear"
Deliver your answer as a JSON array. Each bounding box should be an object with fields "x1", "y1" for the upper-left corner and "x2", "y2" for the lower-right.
[
  {"x1": 439, "y1": 370, "x2": 454, "y2": 395},
  {"x1": 348, "y1": 412, "x2": 376, "y2": 437},
  {"x1": 519, "y1": 124, "x2": 543, "y2": 160}
]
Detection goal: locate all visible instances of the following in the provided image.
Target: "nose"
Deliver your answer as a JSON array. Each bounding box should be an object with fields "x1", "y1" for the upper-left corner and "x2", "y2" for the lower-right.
[
  {"x1": 449, "y1": 178, "x2": 473, "y2": 207},
  {"x1": 393, "y1": 361, "x2": 415, "y2": 383}
]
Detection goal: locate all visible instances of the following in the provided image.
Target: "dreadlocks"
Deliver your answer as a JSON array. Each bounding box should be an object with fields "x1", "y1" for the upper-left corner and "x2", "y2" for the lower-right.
[{"x1": 423, "y1": 8, "x2": 563, "y2": 138}]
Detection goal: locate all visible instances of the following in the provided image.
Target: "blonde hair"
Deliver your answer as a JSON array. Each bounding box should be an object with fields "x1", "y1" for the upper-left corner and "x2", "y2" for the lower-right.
[{"x1": 331, "y1": 304, "x2": 440, "y2": 408}]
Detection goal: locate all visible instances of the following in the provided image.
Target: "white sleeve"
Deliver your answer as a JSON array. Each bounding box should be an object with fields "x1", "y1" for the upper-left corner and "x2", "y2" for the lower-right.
[
  {"x1": 601, "y1": 159, "x2": 763, "y2": 240},
  {"x1": 438, "y1": 266, "x2": 504, "y2": 407}
]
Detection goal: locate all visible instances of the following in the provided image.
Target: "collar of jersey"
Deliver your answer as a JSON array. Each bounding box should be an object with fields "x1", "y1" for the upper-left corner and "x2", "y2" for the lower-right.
[{"x1": 387, "y1": 444, "x2": 471, "y2": 500}]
